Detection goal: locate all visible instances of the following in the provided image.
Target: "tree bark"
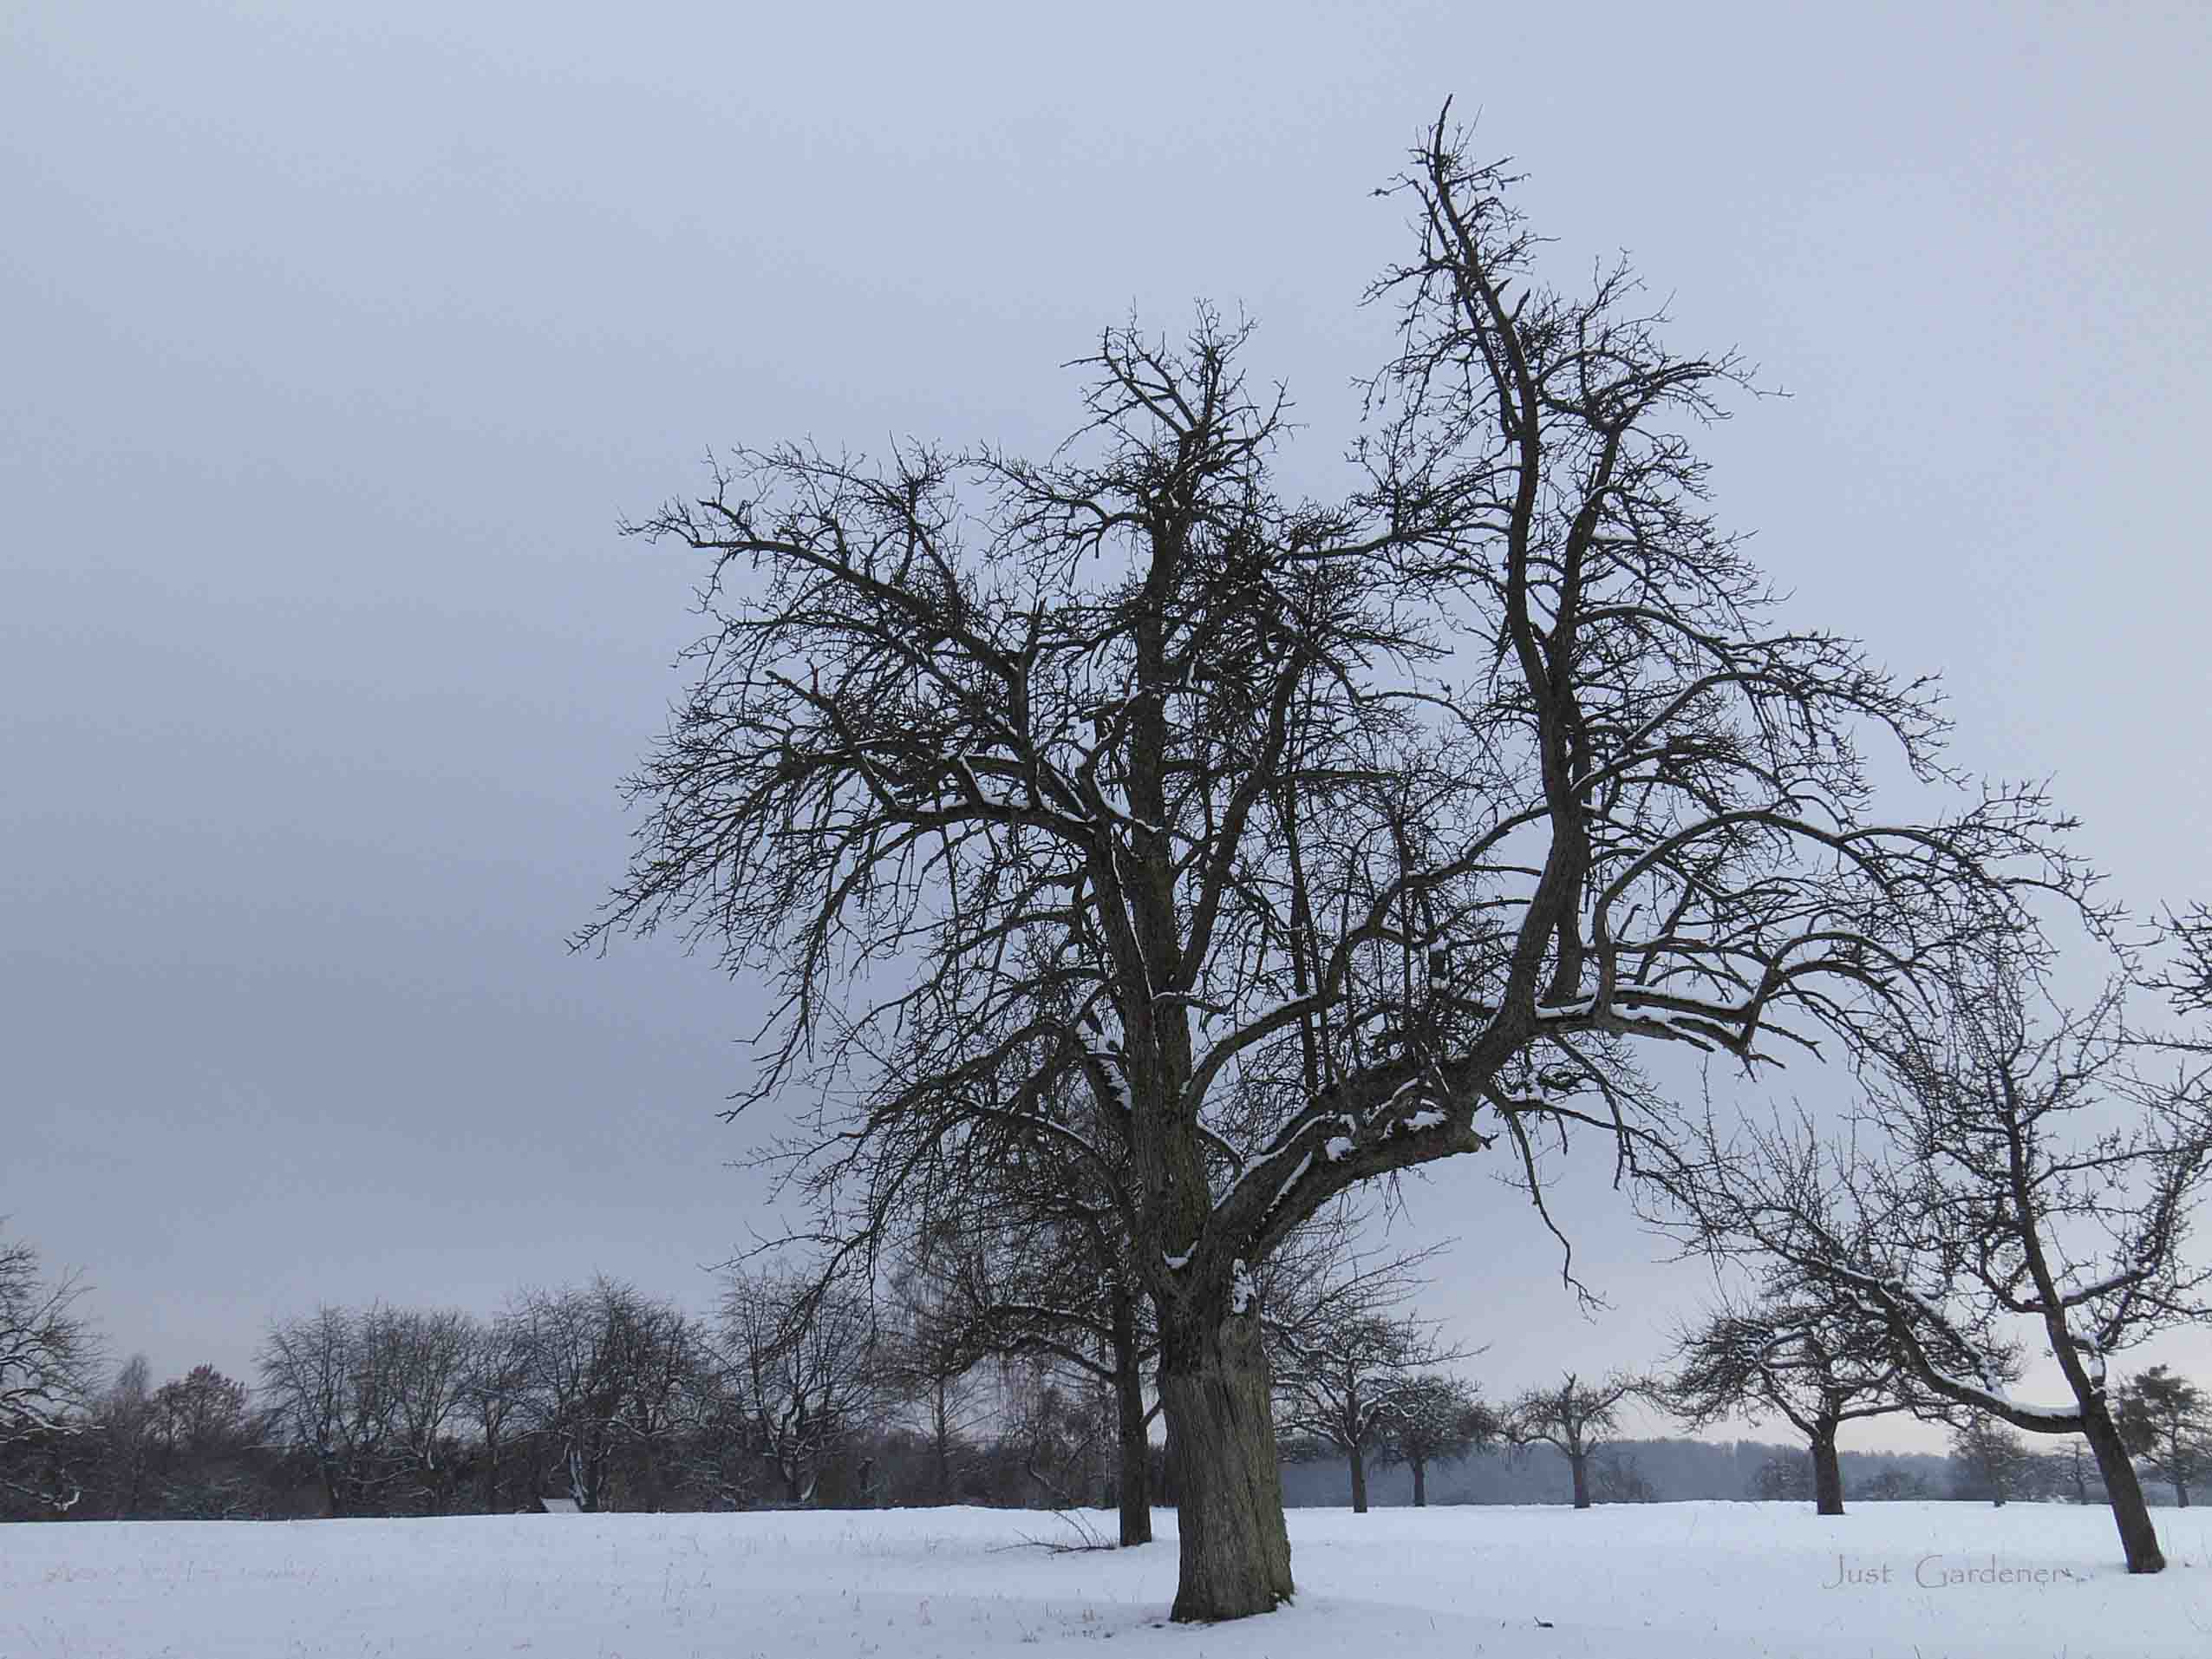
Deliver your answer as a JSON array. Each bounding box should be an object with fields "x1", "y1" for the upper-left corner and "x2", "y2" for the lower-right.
[
  {"x1": 1811, "y1": 1423, "x2": 1843, "y2": 1517},
  {"x1": 1569, "y1": 1450, "x2": 1590, "y2": 1510},
  {"x1": 1159, "y1": 1299, "x2": 1293, "y2": 1621},
  {"x1": 1412, "y1": 1457, "x2": 1428, "y2": 1508},
  {"x1": 1347, "y1": 1440, "x2": 1369, "y2": 1513},
  {"x1": 1113, "y1": 1316, "x2": 1152, "y2": 1546},
  {"x1": 2081, "y1": 1397, "x2": 2166, "y2": 1573}
]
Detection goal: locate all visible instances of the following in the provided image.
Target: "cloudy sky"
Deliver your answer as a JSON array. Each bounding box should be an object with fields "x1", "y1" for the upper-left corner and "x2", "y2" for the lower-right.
[{"x1": 6, "y1": 1, "x2": 2209, "y2": 1451}]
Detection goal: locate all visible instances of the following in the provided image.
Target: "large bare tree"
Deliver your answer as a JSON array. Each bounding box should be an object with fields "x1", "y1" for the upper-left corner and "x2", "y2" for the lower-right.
[{"x1": 588, "y1": 108, "x2": 2084, "y2": 1619}]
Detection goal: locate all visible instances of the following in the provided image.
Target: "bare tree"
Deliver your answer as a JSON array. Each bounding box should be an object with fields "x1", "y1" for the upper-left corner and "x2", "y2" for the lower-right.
[
  {"x1": 0, "y1": 1231, "x2": 98, "y2": 1515},
  {"x1": 2114, "y1": 1365, "x2": 2212, "y2": 1508},
  {"x1": 1659, "y1": 1293, "x2": 1912, "y2": 1515},
  {"x1": 2044, "y1": 1437, "x2": 2105, "y2": 1506},
  {"x1": 1749, "y1": 1448, "x2": 1811, "y2": 1501},
  {"x1": 1856, "y1": 1466, "x2": 1931, "y2": 1501},
  {"x1": 1507, "y1": 1372, "x2": 1639, "y2": 1509},
  {"x1": 1374, "y1": 1373, "x2": 1496, "y2": 1506},
  {"x1": 506, "y1": 1280, "x2": 694, "y2": 1512},
  {"x1": 1270, "y1": 1240, "x2": 1466, "y2": 1514},
  {"x1": 716, "y1": 1268, "x2": 878, "y2": 1504},
  {"x1": 152, "y1": 1363, "x2": 251, "y2": 1453},
  {"x1": 876, "y1": 1231, "x2": 990, "y2": 1504},
  {"x1": 145, "y1": 1364, "x2": 256, "y2": 1519},
  {"x1": 1591, "y1": 1446, "x2": 1657, "y2": 1503},
  {"x1": 1655, "y1": 948, "x2": 2212, "y2": 1572},
  {"x1": 1949, "y1": 1414, "x2": 2033, "y2": 1506},
  {"x1": 460, "y1": 1313, "x2": 532, "y2": 1512},
  {"x1": 369, "y1": 1309, "x2": 480, "y2": 1512},
  {"x1": 892, "y1": 1066, "x2": 1165, "y2": 1545},
  {"x1": 586, "y1": 105, "x2": 2085, "y2": 1619},
  {"x1": 91, "y1": 1355, "x2": 155, "y2": 1519}
]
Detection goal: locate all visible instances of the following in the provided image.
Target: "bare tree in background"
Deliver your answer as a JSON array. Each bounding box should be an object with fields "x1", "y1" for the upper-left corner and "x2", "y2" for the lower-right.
[
  {"x1": 1374, "y1": 1373, "x2": 1496, "y2": 1507},
  {"x1": 587, "y1": 103, "x2": 2087, "y2": 1619},
  {"x1": 460, "y1": 1314, "x2": 532, "y2": 1513},
  {"x1": 0, "y1": 1230, "x2": 97, "y2": 1515},
  {"x1": 1949, "y1": 1414, "x2": 2034, "y2": 1506},
  {"x1": 875, "y1": 1230, "x2": 990, "y2": 1505},
  {"x1": 1270, "y1": 1239, "x2": 1465, "y2": 1514},
  {"x1": 258, "y1": 1307, "x2": 388, "y2": 1517},
  {"x1": 1659, "y1": 1293, "x2": 1912, "y2": 1515},
  {"x1": 92, "y1": 1355, "x2": 155, "y2": 1519},
  {"x1": 2114, "y1": 1366, "x2": 2212, "y2": 1508},
  {"x1": 371, "y1": 1309, "x2": 478, "y2": 1513},
  {"x1": 506, "y1": 1280, "x2": 695, "y2": 1512},
  {"x1": 1655, "y1": 946, "x2": 2212, "y2": 1572},
  {"x1": 1507, "y1": 1372, "x2": 1640, "y2": 1510},
  {"x1": 883, "y1": 1055, "x2": 1165, "y2": 1545},
  {"x1": 717, "y1": 1269, "x2": 878, "y2": 1505}
]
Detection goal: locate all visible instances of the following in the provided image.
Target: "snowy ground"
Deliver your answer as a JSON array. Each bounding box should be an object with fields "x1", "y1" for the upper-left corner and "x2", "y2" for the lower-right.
[{"x1": 5, "y1": 1501, "x2": 2209, "y2": 1658}]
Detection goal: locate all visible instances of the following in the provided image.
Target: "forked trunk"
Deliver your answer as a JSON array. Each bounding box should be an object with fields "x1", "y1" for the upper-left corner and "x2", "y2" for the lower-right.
[
  {"x1": 1569, "y1": 1450, "x2": 1590, "y2": 1510},
  {"x1": 1348, "y1": 1441, "x2": 1369, "y2": 1513},
  {"x1": 2081, "y1": 1397, "x2": 2165, "y2": 1573},
  {"x1": 1159, "y1": 1298, "x2": 1293, "y2": 1621},
  {"x1": 1811, "y1": 1422, "x2": 1843, "y2": 1517}
]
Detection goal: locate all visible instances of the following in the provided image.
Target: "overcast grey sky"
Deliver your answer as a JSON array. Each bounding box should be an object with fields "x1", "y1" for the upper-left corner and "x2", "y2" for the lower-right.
[{"x1": 5, "y1": 1, "x2": 2209, "y2": 1453}]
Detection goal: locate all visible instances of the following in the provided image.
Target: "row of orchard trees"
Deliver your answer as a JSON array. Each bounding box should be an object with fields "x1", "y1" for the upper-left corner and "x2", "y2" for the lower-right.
[
  {"x1": 0, "y1": 1254, "x2": 1153, "y2": 1523},
  {"x1": 10, "y1": 1212, "x2": 2204, "y2": 1526}
]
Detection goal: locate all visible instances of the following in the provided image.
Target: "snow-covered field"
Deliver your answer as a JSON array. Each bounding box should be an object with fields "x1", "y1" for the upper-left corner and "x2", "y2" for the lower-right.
[{"x1": 5, "y1": 1501, "x2": 2209, "y2": 1658}]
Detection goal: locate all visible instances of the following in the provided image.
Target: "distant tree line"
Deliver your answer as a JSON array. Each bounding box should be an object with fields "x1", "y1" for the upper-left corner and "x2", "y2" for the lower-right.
[
  {"x1": 10, "y1": 1212, "x2": 2205, "y2": 1525},
  {"x1": 0, "y1": 1248, "x2": 1171, "y2": 1523}
]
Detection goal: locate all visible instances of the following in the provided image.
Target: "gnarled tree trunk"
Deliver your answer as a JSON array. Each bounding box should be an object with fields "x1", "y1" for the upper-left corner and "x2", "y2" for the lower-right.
[
  {"x1": 1569, "y1": 1450, "x2": 1590, "y2": 1510},
  {"x1": 1159, "y1": 1297, "x2": 1293, "y2": 1621}
]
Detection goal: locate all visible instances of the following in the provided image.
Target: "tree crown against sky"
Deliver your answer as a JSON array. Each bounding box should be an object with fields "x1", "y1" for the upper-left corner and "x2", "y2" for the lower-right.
[
  {"x1": 587, "y1": 109, "x2": 2101, "y2": 1619},
  {"x1": 590, "y1": 110, "x2": 2090, "y2": 1295}
]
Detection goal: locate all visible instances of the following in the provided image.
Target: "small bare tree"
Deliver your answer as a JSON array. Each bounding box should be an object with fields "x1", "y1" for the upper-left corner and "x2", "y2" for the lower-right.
[
  {"x1": 374, "y1": 1309, "x2": 478, "y2": 1512},
  {"x1": 874, "y1": 1231, "x2": 994, "y2": 1506},
  {"x1": 1949, "y1": 1414, "x2": 2033, "y2": 1506},
  {"x1": 2114, "y1": 1366, "x2": 2212, "y2": 1508},
  {"x1": 1506, "y1": 1371, "x2": 1640, "y2": 1509},
  {"x1": 717, "y1": 1268, "x2": 878, "y2": 1504},
  {"x1": 1269, "y1": 1239, "x2": 1466, "y2": 1514},
  {"x1": 258, "y1": 1306, "x2": 399, "y2": 1517},
  {"x1": 1659, "y1": 1293, "x2": 1912, "y2": 1515},
  {"x1": 1375, "y1": 1373, "x2": 1496, "y2": 1506},
  {"x1": 460, "y1": 1314, "x2": 532, "y2": 1512},
  {"x1": 506, "y1": 1280, "x2": 695, "y2": 1512},
  {"x1": 0, "y1": 1230, "x2": 98, "y2": 1514}
]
